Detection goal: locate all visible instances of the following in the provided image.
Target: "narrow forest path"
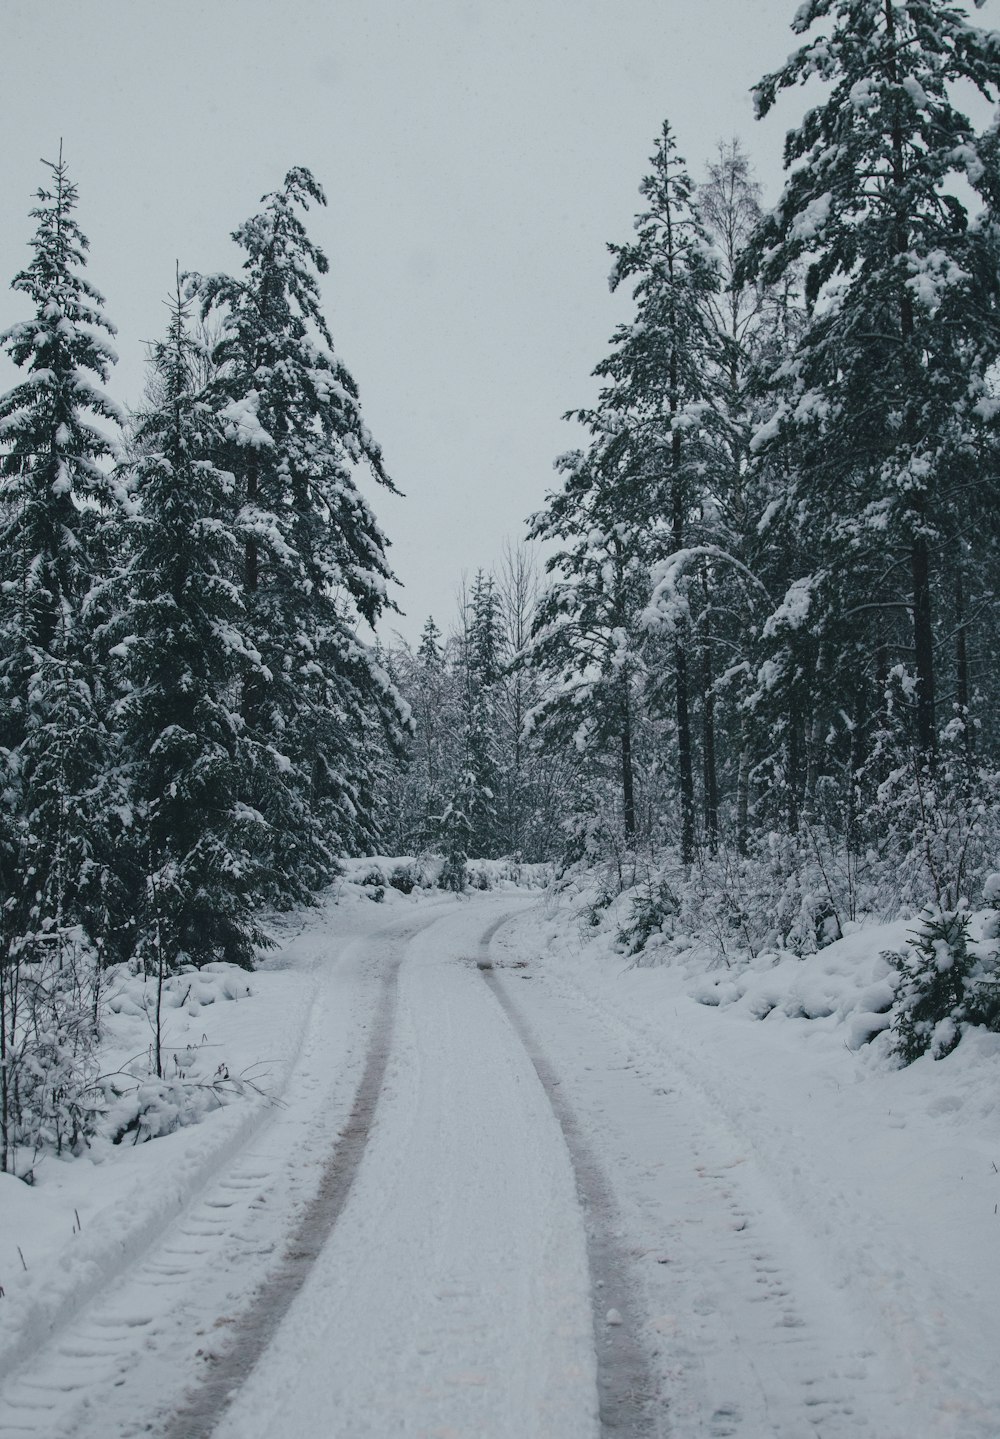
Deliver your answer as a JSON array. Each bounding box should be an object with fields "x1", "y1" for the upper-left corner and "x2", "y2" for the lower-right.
[{"x1": 0, "y1": 892, "x2": 957, "y2": 1438}]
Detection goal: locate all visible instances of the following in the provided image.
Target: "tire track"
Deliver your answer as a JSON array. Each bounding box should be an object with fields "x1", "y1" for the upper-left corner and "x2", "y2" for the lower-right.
[
  {"x1": 161, "y1": 920, "x2": 416, "y2": 1439},
  {"x1": 477, "y1": 915, "x2": 663, "y2": 1438},
  {"x1": 0, "y1": 911, "x2": 445, "y2": 1439}
]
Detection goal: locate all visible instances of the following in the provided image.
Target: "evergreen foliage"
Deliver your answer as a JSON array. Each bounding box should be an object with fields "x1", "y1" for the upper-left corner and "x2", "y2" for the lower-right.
[
  {"x1": 889, "y1": 908, "x2": 1000, "y2": 1062},
  {"x1": 110, "y1": 282, "x2": 268, "y2": 975},
  {"x1": 744, "y1": 0, "x2": 1000, "y2": 767},
  {"x1": 525, "y1": 121, "x2": 722, "y2": 857},
  {"x1": 0, "y1": 153, "x2": 124, "y2": 1171},
  {"x1": 190, "y1": 167, "x2": 409, "y2": 900}
]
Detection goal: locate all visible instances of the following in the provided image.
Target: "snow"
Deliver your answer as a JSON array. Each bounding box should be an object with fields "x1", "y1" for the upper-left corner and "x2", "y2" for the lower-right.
[
  {"x1": 762, "y1": 573, "x2": 817, "y2": 636},
  {"x1": 218, "y1": 391, "x2": 274, "y2": 449},
  {"x1": 849, "y1": 76, "x2": 879, "y2": 110},
  {"x1": 790, "y1": 190, "x2": 832, "y2": 241},
  {"x1": 901, "y1": 75, "x2": 930, "y2": 111},
  {"x1": 495, "y1": 887, "x2": 1000, "y2": 1436},
  {"x1": 2, "y1": 875, "x2": 999, "y2": 1436}
]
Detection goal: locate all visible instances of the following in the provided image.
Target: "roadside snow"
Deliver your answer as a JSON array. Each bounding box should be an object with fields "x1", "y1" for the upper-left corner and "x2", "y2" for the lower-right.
[
  {"x1": 498, "y1": 893, "x2": 1000, "y2": 1437},
  {"x1": 4, "y1": 873, "x2": 999, "y2": 1438},
  {"x1": 0, "y1": 884, "x2": 457, "y2": 1430}
]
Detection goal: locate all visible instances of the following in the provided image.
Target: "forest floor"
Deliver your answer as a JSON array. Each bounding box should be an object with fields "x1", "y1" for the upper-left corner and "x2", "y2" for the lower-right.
[{"x1": 1, "y1": 879, "x2": 999, "y2": 1437}]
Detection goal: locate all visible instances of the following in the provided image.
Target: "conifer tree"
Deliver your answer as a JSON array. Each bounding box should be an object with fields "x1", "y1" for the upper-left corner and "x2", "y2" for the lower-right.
[
  {"x1": 461, "y1": 572, "x2": 502, "y2": 856},
  {"x1": 604, "y1": 122, "x2": 723, "y2": 863},
  {"x1": 526, "y1": 121, "x2": 721, "y2": 857},
  {"x1": 0, "y1": 152, "x2": 123, "y2": 1167},
  {"x1": 191, "y1": 168, "x2": 408, "y2": 895},
  {"x1": 0, "y1": 150, "x2": 124, "y2": 956},
  {"x1": 524, "y1": 436, "x2": 649, "y2": 845},
  {"x1": 111, "y1": 282, "x2": 268, "y2": 975},
  {"x1": 744, "y1": 0, "x2": 1000, "y2": 768}
]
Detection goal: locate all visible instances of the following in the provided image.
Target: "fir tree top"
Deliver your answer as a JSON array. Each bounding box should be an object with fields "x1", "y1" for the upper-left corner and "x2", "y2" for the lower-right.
[{"x1": 1, "y1": 150, "x2": 123, "y2": 492}]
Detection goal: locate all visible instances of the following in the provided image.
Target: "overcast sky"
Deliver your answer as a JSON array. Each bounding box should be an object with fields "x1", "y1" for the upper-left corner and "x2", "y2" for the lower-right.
[{"x1": 3, "y1": 0, "x2": 999, "y2": 643}]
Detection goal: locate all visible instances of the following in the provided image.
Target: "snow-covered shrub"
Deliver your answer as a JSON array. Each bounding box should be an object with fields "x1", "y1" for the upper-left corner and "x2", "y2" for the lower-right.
[
  {"x1": 1, "y1": 928, "x2": 102, "y2": 1179},
  {"x1": 106, "y1": 964, "x2": 250, "y2": 1018},
  {"x1": 356, "y1": 866, "x2": 387, "y2": 902},
  {"x1": 982, "y1": 871, "x2": 1000, "y2": 946},
  {"x1": 387, "y1": 863, "x2": 416, "y2": 894},
  {"x1": 618, "y1": 876, "x2": 680, "y2": 955},
  {"x1": 870, "y1": 758, "x2": 1000, "y2": 916},
  {"x1": 889, "y1": 909, "x2": 1000, "y2": 1063},
  {"x1": 102, "y1": 1067, "x2": 258, "y2": 1146},
  {"x1": 437, "y1": 850, "x2": 467, "y2": 892}
]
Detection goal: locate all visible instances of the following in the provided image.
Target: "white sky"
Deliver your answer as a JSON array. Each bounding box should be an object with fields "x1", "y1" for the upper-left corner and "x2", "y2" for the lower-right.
[{"x1": 3, "y1": 0, "x2": 999, "y2": 643}]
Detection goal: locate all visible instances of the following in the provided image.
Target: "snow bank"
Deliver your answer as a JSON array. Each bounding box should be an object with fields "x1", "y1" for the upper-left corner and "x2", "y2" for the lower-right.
[{"x1": 505, "y1": 891, "x2": 1000, "y2": 1434}]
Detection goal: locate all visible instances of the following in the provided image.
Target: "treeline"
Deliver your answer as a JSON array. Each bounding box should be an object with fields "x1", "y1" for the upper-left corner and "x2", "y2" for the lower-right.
[
  {"x1": 376, "y1": 554, "x2": 576, "y2": 872},
  {"x1": 0, "y1": 159, "x2": 405, "y2": 1169},
  {"x1": 512, "y1": 1, "x2": 1000, "y2": 946}
]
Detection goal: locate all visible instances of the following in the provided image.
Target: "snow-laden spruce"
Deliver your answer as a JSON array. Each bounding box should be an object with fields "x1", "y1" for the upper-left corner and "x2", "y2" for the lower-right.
[
  {"x1": 106, "y1": 280, "x2": 269, "y2": 990},
  {"x1": 0, "y1": 153, "x2": 126, "y2": 1173},
  {"x1": 743, "y1": 0, "x2": 1000, "y2": 765},
  {"x1": 188, "y1": 167, "x2": 410, "y2": 901},
  {"x1": 523, "y1": 122, "x2": 722, "y2": 857}
]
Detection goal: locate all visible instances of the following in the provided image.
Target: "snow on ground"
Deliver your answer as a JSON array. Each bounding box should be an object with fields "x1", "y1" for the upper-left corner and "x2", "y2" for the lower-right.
[
  {"x1": 0, "y1": 881, "x2": 462, "y2": 1434},
  {"x1": 212, "y1": 895, "x2": 595, "y2": 1439},
  {"x1": 494, "y1": 887, "x2": 1000, "y2": 1437},
  {"x1": 2, "y1": 867, "x2": 999, "y2": 1438}
]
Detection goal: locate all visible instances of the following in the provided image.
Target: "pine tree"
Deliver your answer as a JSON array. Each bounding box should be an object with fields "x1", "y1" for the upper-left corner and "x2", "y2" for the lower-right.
[
  {"x1": 0, "y1": 151, "x2": 124, "y2": 956},
  {"x1": 744, "y1": 0, "x2": 1000, "y2": 769},
  {"x1": 524, "y1": 435, "x2": 650, "y2": 847},
  {"x1": 606, "y1": 122, "x2": 723, "y2": 863},
  {"x1": 461, "y1": 572, "x2": 502, "y2": 856},
  {"x1": 191, "y1": 168, "x2": 407, "y2": 896},
  {"x1": 694, "y1": 141, "x2": 774, "y2": 851},
  {"x1": 111, "y1": 281, "x2": 268, "y2": 979},
  {"x1": 394, "y1": 617, "x2": 453, "y2": 851},
  {"x1": 0, "y1": 151, "x2": 123, "y2": 1168},
  {"x1": 526, "y1": 121, "x2": 721, "y2": 858}
]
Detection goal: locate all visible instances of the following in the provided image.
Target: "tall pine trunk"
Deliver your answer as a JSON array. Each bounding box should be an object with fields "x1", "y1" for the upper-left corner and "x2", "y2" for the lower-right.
[
  {"x1": 955, "y1": 556, "x2": 972, "y2": 767},
  {"x1": 886, "y1": 0, "x2": 935, "y2": 760},
  {"x1": 620, "y1": 672, "x2": 637, "y2": 845},
  {"x1": 672, "y1": 415, "x2": 695, "y2": 866}
]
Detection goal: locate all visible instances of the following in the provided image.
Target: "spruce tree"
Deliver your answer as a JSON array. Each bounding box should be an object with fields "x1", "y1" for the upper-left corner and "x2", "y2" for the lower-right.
[
  {"x1": 744, "y1": 0, "x2": 1000, "y2": 768},
  {"x1": 0, "y1": 152, "x2": 123, "y2": 1167},
  {"x1": 191, "y1": 168, "x2": 407, "y2": 896},
  {"x1": 606, "y1": 122, "x2": 723, "y2": 863},
  {"x1": 526, "y1": 121, "x2": 721, "y2": 857},
  {"x1": 0, "y1": 150, "x2": 124, "y2": 956},
  {"x1": 461, "y1": 572, "x2": 502, "y2": 856},
  {"x1": 112, "y1": 282, "x2": 268, "y2": 976},
  {"x1": 524, "y1": 437, "x2": 649, "y2": 846}
]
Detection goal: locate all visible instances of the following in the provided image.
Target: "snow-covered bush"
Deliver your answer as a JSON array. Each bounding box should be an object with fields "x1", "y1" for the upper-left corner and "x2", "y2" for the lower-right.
[
  {"x1": 618, "y1": 876, "x2": 680, "y2": 955},
  {"x1": 102, "y1": 1068, "x2": 258, "y2": 1146},
  {"x1": 870, "y1": 759, "x2": 1000, "y2": 917},
  {"x1": 982, "y1": 871, "x2": 1000, "y2": 946},
  {"x1": 889, "y1": 908, "x2": 1000, "y2": 1064},
  {"x1": 387, "y1": 863, "x2": 416, "y2": 894},
  {"x1": 1, "y1": 928, "x2": 102, "y2": 1179}
]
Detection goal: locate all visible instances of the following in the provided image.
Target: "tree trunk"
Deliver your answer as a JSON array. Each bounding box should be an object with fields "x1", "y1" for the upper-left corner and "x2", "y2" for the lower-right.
[
  {"x1": 675, "y1": 643, "x2": 695, "y2": 865},
  {"x1": 911, "y1": 527, "x2": 936, "y2": 759},
  {"x1": 736, "y1": 742, "x2": 750, "y2": 856},
  {"x1": 620, "y1": 675, "x2": 637, "y2": 845},
  {"x1": 886, "y1": 0, "x2": 936, "y2": 761},
  {"x1": 701, "y1": 622, "x2": 719, "y2": 855},
  {"x1": 242, "y1": 455, "x2": 263, "y2": 726},
  {"x1": 672, "y1": 430, "x2": 695, "y2": 867},
  {"x1": 787, "y1": 720, "x2": 801, "y2": 834},
  {"x1": 955, "y1": 555, "x2": 972, "y2": 766}
]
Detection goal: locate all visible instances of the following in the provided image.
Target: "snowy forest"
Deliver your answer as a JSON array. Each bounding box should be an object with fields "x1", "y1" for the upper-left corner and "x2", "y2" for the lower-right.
[{"x1": 3, "y1": 0, "x2": 1000, "y2": 1184}]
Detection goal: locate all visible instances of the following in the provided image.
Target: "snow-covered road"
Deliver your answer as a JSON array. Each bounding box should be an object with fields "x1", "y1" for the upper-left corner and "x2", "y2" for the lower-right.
[{"x1": 1, "y1": 889, "x2": 995, "y2": 1437}]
